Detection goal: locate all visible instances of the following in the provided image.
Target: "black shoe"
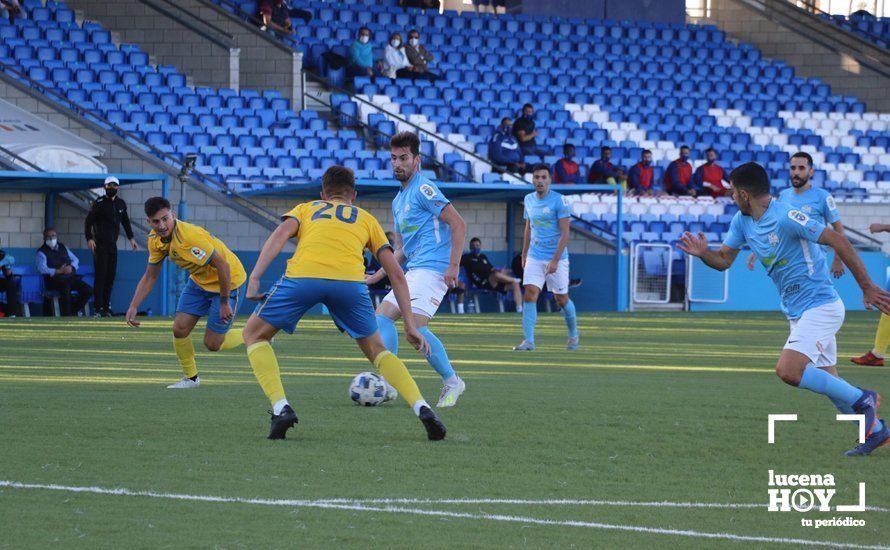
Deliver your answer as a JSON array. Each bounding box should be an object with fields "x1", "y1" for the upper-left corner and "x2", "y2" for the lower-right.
[
  {"x1": 569, "y1": 278, "x2": 583, "y2": 288},
  {"x1": 101, "y1": 309, "x2": 113, "y2": 318},
  {"x1": 419, "y1": 406, "x2": 446, "y2": 441},
  {"x1": 267, "y1": 404, "x2": 298, "y2": 440}
]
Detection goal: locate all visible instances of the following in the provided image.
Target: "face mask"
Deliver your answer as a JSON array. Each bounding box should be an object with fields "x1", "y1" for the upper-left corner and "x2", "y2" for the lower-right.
[
  {"x1": 409, "y1": 38, "x2": 419, "y2": 47},
  {"x1": 359, "y1": 35, "x2": 369, "y2": 44},
  {"x1": 45, "y1": 238, "x2": 57, "y2": 248},
  {"x1": 501, "y1": 125, "x2": 511, "y2": 133},
  {"x1": 524, "y1": 113, "x2": 534, "y2": 120},
  {"x1": 470, "y1": 246, "x2": 481, "y2": 255},
  {"x1": 105, "y1": 187, "x2": 117, "y2": 198},
  {"x1": 391, "y1": 39, "x2": 400, "y2": 47},
  {"x1": 642, "y1": 160, "x2": 651, "y2": 166},
  {"x1": 680, "y1": 153, "x2": 689, "y2": 161}
]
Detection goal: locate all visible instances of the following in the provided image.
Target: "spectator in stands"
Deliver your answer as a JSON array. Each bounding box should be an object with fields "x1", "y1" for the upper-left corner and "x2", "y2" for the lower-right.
[
  {"x1": 383, "y1": 32, "x2": 413, "y2": 80},
  {"x1": 0, "y1": 235, "x2": 21, "y2": 318},
  {"x1": 399, "y1": 0, "x2": 440, "y2": 9},
  {"x1": 587, "y1": 146, "x2": 618, "y2": 184},
  {"x1": 692, "y1": 148, "x2": 731, "y2": 197},
  {"x1": 472, "y1": 0, "x2": 505, "y2": 15},
  {"x1": 366, "y1": 231, "x2": 395, "y2": 292},
  {"x1": 349, "y1": 27, "x2": 376, "y2": 77},
  {"x1": 404, "y1": 30, "x2": 439, "y2": 81},
  {"x1": 553, "y1": 143, "x2": 580, "y2": 184},
  {"x1": 489, "y1": 117, "x2": 526, "y2": 174},
  {"x1": 36, "y1": 228, "x2": 92, "y2": 316},
  {"x1": 512, "y1": 104, "x2": 549, "y2": 158},
  {"x1": 0, "y1": 0, "x2": 22, "y2": 23},
  {"x1": 665, "y1": 145, "x2": 699, "y2": 196},
  {"x1": 456, "y1": 237, "x2": 523, "y2": 314},
  {"x1": 628, "y1": 150, "x2": 663, "y2": 196},
  {"x1": 258, "y1": 0, "x2": 294, "y2": 35}
]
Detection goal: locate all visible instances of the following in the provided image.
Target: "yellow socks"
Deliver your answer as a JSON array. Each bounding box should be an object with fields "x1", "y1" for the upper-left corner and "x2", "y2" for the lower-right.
[
  {"x1": 874, "y1": 314, "x2": 890, "y2": 358},
  {"x1": 247, "y1": 341, "x2": 287, "y2": 406},
  {"x1": 374, "y1": 350, "x2": 423, "y2": 409},
  {"x1": 173, "y1": 336, "x2": 198, "y2": 378},
  {"x1": 219, "y1": 328, "x2": 245, "y2": 350}
]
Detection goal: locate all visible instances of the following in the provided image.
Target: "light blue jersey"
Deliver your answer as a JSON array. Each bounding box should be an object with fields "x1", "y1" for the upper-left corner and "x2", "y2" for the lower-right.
[
  {"x1": 723, "y1": 200, "x2": 839, "y2": 320},
  {"x1": 524, "y1": 190, "x2": 571, "y2": 261},
  {"x1": 778, "y1": 186, "x2": 840, "y2": 226},
  {"x1": 392, "y1": 172, "x2": 452, "y2": 273}
]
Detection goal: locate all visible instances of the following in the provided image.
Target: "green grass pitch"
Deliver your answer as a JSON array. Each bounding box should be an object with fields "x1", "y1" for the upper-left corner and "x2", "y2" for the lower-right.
[{"x1": 0, "y1": 311, "x2": 888, "y2": 548}]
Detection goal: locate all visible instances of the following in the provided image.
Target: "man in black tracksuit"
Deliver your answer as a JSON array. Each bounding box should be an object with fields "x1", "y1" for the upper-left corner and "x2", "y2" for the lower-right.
[{"x1": 84, "y1": 176, "x2": 138, "y2": 316}]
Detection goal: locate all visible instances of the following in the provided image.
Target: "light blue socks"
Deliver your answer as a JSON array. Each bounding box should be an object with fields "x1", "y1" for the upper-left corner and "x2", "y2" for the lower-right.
[
  {"x1": 563, "y1": 299, "x2": 578, "y2": 338},
  {"x1": 522, "y1": 304, "x2": 537, "y2": 343},
  {"x1": 798, "y1": 365, "x2": 863, "y2": 408},
  {"x1": 418, "y1": 326, "x2": 456, "y2": 381},
  {"x1": 376, "y1": 314, "x2": 399, "y2": 354}
]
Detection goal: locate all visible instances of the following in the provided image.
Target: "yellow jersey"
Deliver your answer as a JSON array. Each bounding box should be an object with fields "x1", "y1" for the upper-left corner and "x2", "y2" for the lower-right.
[
  {"x1": 148, "y1": 219, "x2": 247, "y2": 293},
  {"x1": 283, "y1": 200, "x2": 391, "y2": 281}
]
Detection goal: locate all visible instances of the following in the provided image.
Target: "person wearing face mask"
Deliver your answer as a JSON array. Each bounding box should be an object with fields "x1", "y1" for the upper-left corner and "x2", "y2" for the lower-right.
[
  {"x1": 403, "y1": 29, "x2": 439, "y2": 81},
  {"x1": 692, "y1": 147, "x2": 731, "y2": 198},
  {"x1": 665, "y1": 145, "x2": 698, "y2": 196},
  {"x1": 349, "y1": 27, "x2": 376, "y2": 78},
  {"x1": 456, "y1": 238, "x2": 523, "y2": 315},
  {"x1": 628, "y1": 150, "x2": 664, "y2": 196},
  {"x1": 0, "y1": 235, "x2": 22, "y2": 318},
  {"x1": 488, "y1": 117, "x2": 527, "y2": 174},
  {"x1": 512, "y1": 103, "x2": 549, "y2": 158},
  {"x1": 383, "y1": 32, "x2": 413, "y2": 80},
  {"x1": 36, "y1": 228, "x2": 92, "y2": 316},
  {"x1": 85, "y1": 176, "x2": 138, "y2": 317},
  {"x1": 553, "y1": 143, "x2": 580, "y2": 184}
]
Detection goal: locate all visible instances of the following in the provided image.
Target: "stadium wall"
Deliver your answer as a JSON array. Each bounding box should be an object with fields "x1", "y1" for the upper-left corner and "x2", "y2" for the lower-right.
[{"x1": 836, "y1": 202, "x2": 890, "y2": 254}]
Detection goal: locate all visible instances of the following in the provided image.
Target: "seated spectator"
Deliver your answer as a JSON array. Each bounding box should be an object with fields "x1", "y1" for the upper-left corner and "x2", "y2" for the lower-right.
[
  {"x1": 36, "y1": 228, "x2": 92, "y2": 316},
  {"x1": 404, "y1": 30, "x2": 439, "y2": 81},
  {"x1": 366, "y1": 231, "x2": 395, "y2": 291},
  {"x1": 628, "y1": 150, "x2": 663, "y2": 196},
  {"x1": 512, "y1": 103, "x2": 550, "y2": 158},
  {"x1": 383, "y1": 32, "x2": 413, "y2": 79},
  {"x1": 488, "y1": 117, "x2": 526, "y2": 174},
  {"x1": 348, "y1": 27, "x2": 376, "y2": 77},
  {"x1": 259, "y1": 0, "x2": 293, "y2": 34},
  {"x1": 472, "y1": 0, "x2": 505, "y2": 15},
  {"x1": 692, "y1": 147, "x2": 731, "y2": 197},
  {"x1": 665, "y1": 145, "x2": 700, "y2": 196},
  {"x1": 553, "y1": 143, "x2": 580, "y2": 184},
  {"x1": 399, "y1": 0, "x2": 440, "y2": 8},
  {"x1": 587, "y1": 146, "x2": 618, "y2": 184},
  {"x1": 0, "y1": 235, "x2": 21, "y2": 317},
  {"x1": 456, "y1": 238, "x2": 522, "y2": 314},
  {"x1": 0, "y1": 0, "x2": 22, "y2": 23}
]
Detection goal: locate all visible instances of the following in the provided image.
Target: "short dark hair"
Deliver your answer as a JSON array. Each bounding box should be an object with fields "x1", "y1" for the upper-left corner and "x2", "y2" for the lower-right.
[
  {"x1": 706, "y1": 147, "x2": 717, "y2": 155},
  {"x1": 144, "y1": 196, "x2": 171, "y2": 217},
  {"x1": 470, "y1": 237, "x2": 481, "y2": 244},
  {"x1": 680, "y1": 145, "x2": 690, "y2": 151},
  {"x1": 322, "y1": 165, "x2": 356, "y2": 196},
  {"x1": 408, "y1": 28, "x2": 419, "y2": 37},
  {"x1": 729, "y1": 162, "x2": 771, "y2": 197},
  {"x1": 390, "y1": 131, "x2": 420, "y2": 156},
  {"x1": 642, "y1": 149, "x2": 652, "y2": 156},
  {"x1": 43, "y1": 227, "x2": 57, "y2": 238},
  {"x1": 601, "y1": 146, "x2": 611, "y2": 154},
  {"x1": 501, "y1": 117, "x2": 511, "y2": 125},
  {"x1": 522, "y1": 103, "x2": 533, "y2": 110},
  {"x1": 791, "y1": 151, "x2": 813, "y2": 167},
  {"x1": 532, "y1": 163, "x2": 550, "y2": 174},
  {"x1": 359, "y1": 26, "x2": 370, "y2": 35}
]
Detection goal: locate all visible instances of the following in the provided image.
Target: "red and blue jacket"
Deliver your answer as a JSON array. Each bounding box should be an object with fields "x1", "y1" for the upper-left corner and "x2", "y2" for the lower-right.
[{"x1": 553, "y1": 158, "x2": 580, "y2": 183}]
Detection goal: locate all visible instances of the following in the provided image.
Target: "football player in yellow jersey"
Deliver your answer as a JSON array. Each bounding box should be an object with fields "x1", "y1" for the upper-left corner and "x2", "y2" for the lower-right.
[
  {"x1": 242, "y1": 166, "x2": 447, "y2": 441},
  {"x1": 125, "y1": 196, "x2": 247, "y2": 389}
]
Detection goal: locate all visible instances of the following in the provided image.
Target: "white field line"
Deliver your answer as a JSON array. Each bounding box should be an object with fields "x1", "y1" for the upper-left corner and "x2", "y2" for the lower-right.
[{"x1": 1, "y1": 481, "x2": 887, "y2": 549}]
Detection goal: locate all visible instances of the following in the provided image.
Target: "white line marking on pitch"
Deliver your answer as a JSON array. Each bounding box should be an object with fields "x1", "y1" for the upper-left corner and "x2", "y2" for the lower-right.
[{"x1": 1, "y1": 481, "x2": 887, "y2": 549}]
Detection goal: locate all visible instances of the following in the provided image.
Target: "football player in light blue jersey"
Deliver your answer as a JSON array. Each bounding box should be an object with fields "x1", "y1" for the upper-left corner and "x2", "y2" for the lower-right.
[
  {"x1": 747, "y1": 152, "x2": 845, "y2": 277},
  {"x1": 513, "y1": 164, "x2": 579, "y2": 351},
  {"x1": 680, "y1": 162, "x2": 890, "y2": 456},
  {"x1": 366, "y1": 131, "x2": 469, "y2": 408}
]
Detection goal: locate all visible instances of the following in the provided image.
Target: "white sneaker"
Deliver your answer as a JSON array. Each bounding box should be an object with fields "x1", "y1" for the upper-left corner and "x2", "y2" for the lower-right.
[
  {"x1": 512, "y1": 340, "x2": 535, "y2": 351},
  {"x1": 167, "y1": 376, "x2": 200, "y2": 389},
  {"x1": 382, "y1": 380, "x2": 398, "y2": 403},
  {"x1": 567, "y1": 335, "x2": 579, "y2": 350},
  {"x1": 436, "y1": 377, "x2": 466, "y2": 408}
]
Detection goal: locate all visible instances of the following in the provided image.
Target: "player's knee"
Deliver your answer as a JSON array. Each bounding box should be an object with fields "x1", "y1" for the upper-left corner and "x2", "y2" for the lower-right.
[
  {"x1": 172, "y1": 326, "x2": 190, "y2": 339},
  {"x1": 524, "y1": 288, "x2": 539, "y2": 302},
  {"x1": 775, "y1": 363, "x2": 799, "y2": 386},
  {"x1": 204, "y1": 339, "x2": 221, "y2": 352},
  {"x1": 555, "y1": 294, "x2": 569, "y2": 307}
]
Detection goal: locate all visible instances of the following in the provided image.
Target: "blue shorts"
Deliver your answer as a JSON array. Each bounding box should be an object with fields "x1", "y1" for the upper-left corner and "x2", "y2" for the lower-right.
[
  {"x1": 255, "y1": 277, "x2": 377, "y2": 339},
  {"x1": 175, "y1": 278, "x2": 243, "y2": 334}
]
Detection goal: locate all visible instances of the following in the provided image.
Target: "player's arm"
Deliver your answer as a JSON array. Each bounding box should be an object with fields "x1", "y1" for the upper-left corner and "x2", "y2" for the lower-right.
[
  {"x1": 746, "y1": 251, "x2": 757, "y2": 271},
  {"x1": 209, "y1": 252, "x2": 233, "y2": 322},
  {"x1": 678, "y1": 232, "x2": 739, "y2": 271},
  {"x1": 828, "y1": 220, "x2": 845, "y2": 278},
  {"x1": 377, "y1": 247, "x2": 430, "y2": 356},
  {"x1": 125, "y1": 261, "x2": 162, "y2": 327},
  {"x1": 248, "y1": 218, "x2": 299, "y2": 300},
  {"x1": 869, "y1": 223, "x2": 890, "y2": 234},
  {"x1": 440, "y1": 204, "x2": 466, "y2": 287},
  {"x1": 819, "y1": 228, "x2": 890, "y2": 313},
  {"x1": 366, "y1": 232, "x2": 404, "y2": 285},
  {"x1": 521, "y1": 219, "x2": 531, "y2": 269},
  {"x1": 547, "y1": 217, "x2": 570, "y2": 274}
]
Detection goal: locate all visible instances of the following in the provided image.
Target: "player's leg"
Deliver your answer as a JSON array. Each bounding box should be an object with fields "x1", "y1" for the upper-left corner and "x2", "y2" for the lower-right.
[
  {"x1": 548, "y1": 258, "x2": 578, "y2": 349},
  {"x1": 354, "y1": 333, "x2": 446, "y2": 440},
  {"x1": 170, "y1": 312, "x2": 201, "y2": 388},
  {"x1": 374, "y1": 300, "x2": 402, "y2": 354},
  {"x1": 410, "y1": 311, "x2": 465, "y2": 407},
  {"x1": 455, "y1": 280, "x2": 466, "y2": 314},
  {"x1": 852, "y1": 314, "x2": 890, "y2": 366},
  {"x1": 515, "y1": 258, "x2": 546, "y2": 349},
  {"x1": 489, "y1": 271, "x2": 523, "y2": 312},
  {"x1": 202, "y1": 286, "x2": 245, "y2": 352}
]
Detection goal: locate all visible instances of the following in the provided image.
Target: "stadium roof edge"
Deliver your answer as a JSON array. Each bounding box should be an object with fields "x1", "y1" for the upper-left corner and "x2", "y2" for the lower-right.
[{"x1": 0, "y1": 171, "x2": 167, "y2": 193}]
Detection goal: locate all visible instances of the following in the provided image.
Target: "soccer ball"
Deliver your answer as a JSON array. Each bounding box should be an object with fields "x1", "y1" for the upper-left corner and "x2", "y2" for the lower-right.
[{"x1": 349, "y1": 372, "x2": 387, "y2": 406}]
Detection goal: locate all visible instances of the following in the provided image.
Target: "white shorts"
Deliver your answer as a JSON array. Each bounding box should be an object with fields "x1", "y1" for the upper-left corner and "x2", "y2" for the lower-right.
[
  {"x1": 784, "y1": 299, "x2": 845, "y2": 367},
  {"x1": 523, "y1": 257, "x2": 570, "y2": 295},
  {"x1": 382, "y1": 268, "x2": 448, "y2": 318}
]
